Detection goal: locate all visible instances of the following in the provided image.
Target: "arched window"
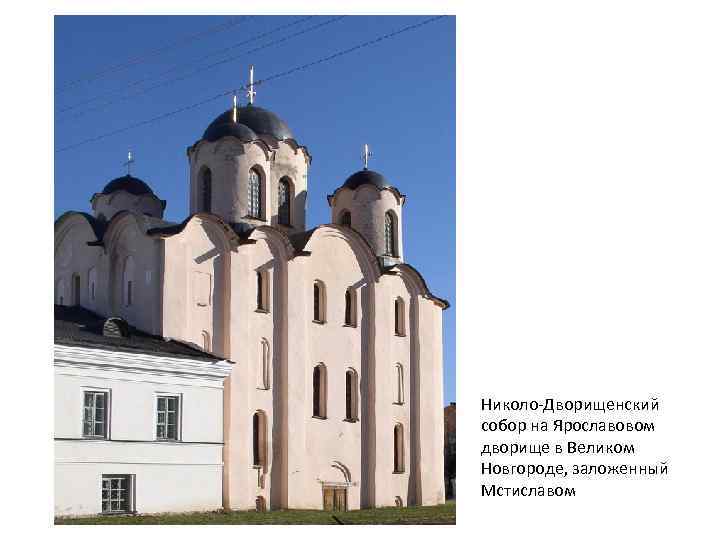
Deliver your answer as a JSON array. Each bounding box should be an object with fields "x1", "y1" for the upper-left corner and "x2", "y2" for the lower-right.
[
  {"x1": 201, "y1": 331, "x2": 210, "y2": 352},
  {"x1": 200, "y1": 167, "x2": 212, "y2": 213},
  {"x1": 278, "y1": 177, "x2": 292, "y2": 225},
  {"x1": 395, "y1": 363, "x2": 405, "y2": 404},
  {"x1": 384, "y1": 211, "x2": 396, "y2": 256},
  {"x1": 394, "y1": 297, "x2": 405, "y2": 336},
  {"x1": 248, "y1": 168, "x2": 262, "y2": 219},
  {"x1": 88, "y1": 267, "x2": 97, "y2": 303},
  {"x1": 312, "y1": 364, "x2": 327, "y2": 418},
  {"x1": 339, "y1": 210, "x2": 351, "y2": 227},
  {"x1": 393, "y1": 424, "x2": 405, "y2": 473},
  {"x1": 258, "y1": 339, "x2": 270, "y2": 390},
  {"x1": 313, "y1": 280, "x2": 326, "y2": 323},
  {"x1": 72, "y1": 273, "x2": 81, "y2": 305},
  {"x1": 344, "y1": 287, "x2": 357, "y2": 326},
  {"x1": 122, "y1": 256, "x2": 135, "y2": 307},
  {"x1": 256, "y1": 270, "x2": 269, "y2": 311},
  {"x1": 252, "y1": 411, "x2": 267, "y2": 468},
  {"x1": 345, "y1": 369, "x2": 358, "y2": 421}
]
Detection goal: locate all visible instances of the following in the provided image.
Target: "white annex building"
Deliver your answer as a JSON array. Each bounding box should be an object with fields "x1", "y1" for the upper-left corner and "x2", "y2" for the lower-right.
[{"x1": 54, "y1": 81, "x2": 448, "y2": 515}]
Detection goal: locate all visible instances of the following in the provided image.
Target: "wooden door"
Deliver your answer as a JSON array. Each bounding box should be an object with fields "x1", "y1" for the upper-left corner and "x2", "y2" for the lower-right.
[
  {"x1": 323, "y1": 487, "x2": 334, "y2": 510},
  {"x1": 334, "y1": 488, "x2": 347, "y2": 511}
]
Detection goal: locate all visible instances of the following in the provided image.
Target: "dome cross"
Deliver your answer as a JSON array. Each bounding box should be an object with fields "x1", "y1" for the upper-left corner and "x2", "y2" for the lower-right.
[
  {"x1": 362, "y1": 144, "x2": 373, "y2": 170},
  {"x1": 246, "y1": 64, "x2": 256, "y2": 105},
  {"x1": 123, "y1": 150, "x2": 134, "y2": 176}
]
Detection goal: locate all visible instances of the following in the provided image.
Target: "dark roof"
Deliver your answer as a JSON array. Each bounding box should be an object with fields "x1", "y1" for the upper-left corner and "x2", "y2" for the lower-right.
[
  {"x1": 101, "y1": 175, "x2": 155, "y2": 196},
  {"x1": 342, "y1": 169, "x2": 393, "y2": 190},
  {"x1": 54, "y1": 305, "x2": 225, "y2": 361},
  {"x1": 203, "y1": 105, "x2": 294, "y2": 143}
]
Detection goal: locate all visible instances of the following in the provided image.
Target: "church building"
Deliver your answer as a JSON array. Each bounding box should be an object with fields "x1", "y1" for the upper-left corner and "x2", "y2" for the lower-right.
[{"x1": 54, "y1": 78, "x2": 448, "y2": 513}]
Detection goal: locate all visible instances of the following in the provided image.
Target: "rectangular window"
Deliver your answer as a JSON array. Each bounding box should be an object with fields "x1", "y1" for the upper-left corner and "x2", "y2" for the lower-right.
[
  {"x1": 82, "y1": 391, "x2": 108, "y2": 438},
  {"x1": 101, "y1": 475, "x2": 133, "y2": 514},
  {"x1": 127, "y1": 280, "x2": 133, "y2": 306},
  {"x1": 156, "y1": 395, "x2": 180, "y2": 441}
]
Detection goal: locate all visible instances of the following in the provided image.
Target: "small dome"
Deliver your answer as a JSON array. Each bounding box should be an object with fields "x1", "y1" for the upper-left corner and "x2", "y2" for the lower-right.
[
  {"x1": 203, "y1": 105, "x2": 294, "y2": 143},
  {"x1": 102, "y1": 175, "x2": 155, "y2": 196},
  {"x1": 341, "y1": 169, "x2": 393, "y2": 191}
]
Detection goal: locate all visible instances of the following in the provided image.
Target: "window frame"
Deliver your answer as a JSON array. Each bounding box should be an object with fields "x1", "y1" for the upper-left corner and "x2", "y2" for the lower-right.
[
  {"x1": 101, "y1": 474, "x2": 135, "y2": 514},
  {"x1": 394, "y1": 297, "x2": 406, "y2": 337},
  {"x1": 277, "y1": 177, "x2": 292, "y2": 226},
  {"x1": 256, "y1": 270, "x2": 270, "y2": 313},
  {"x1": 394, "y1": 363, "x2": 405, "y2": 405},
  {"x1": 82, "y1": 389, "x2": 110, "y2": 439},
  {"x1": 384, "y1": 211, "x2": 397, "y2": 257},
  {"x1": 248, "y1": 167, "x2": 263, "y2": 219},
  {"x1": 257, "y1": 339, "x2": 270, "y2": 390},
  {"x1": 155, "y1": 393, "x2": 182, "y2": 442},
  {"x1": 200, "y1": 167, "x2": 212, "y2": 213},
  {"x1": 393, "y1": 423, "x2": 405, "y2": 473},
  {"x1": 252, "y1": 410, "x2": 267, "y2": 470},
  {"x1": 345, "y1": 368, "x2": 359, "y2": 422},
  {"x1": 312, "y1": 363, "x2": 328, "y2": 419},
  {"x1": 312, "y1": 280, "x2": 327, "y2": 324},
  {"x1": 344, "y1": 287, "x2": 357, "y2": 327}
]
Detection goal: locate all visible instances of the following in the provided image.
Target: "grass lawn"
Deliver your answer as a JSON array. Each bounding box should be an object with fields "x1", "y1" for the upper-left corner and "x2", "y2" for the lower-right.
[{"x1": 55, "y1": 500, "x2": 455, "y2": 525}]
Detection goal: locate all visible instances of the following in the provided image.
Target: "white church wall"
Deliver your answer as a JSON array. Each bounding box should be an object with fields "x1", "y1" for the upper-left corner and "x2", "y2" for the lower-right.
[
  {"x1": 54, "y1": 345, "x2": 230, "y2": 516},
  {"x1": 55, "y1": 215, "x2": 103, "y2": 309},
  {"x1": 286, "y1": 230, "x2": 367, "y2": 510}
]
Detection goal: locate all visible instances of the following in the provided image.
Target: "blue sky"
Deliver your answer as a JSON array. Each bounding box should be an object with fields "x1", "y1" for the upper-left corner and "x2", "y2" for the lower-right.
[{"x1": 54, "y1": 15, "x2": 455, "y2": 404}]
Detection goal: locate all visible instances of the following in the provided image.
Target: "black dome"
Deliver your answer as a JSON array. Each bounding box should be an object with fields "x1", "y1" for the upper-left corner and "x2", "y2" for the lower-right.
[
  {"x1": 342, "y1": 169, "x2": 393, "y2": 190},
  {"x1": 203, "y1": 105, "x2": 294, "y2": 143},
  {"x1": 102, "y1": 175, "x2": 155, "y2": 196}
]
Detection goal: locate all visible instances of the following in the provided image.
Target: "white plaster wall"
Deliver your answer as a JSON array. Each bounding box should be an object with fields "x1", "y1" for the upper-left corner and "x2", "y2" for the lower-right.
[
  {"x1": 285, "y1": 230, "x2": 367, "y2": 510},
  {"x1": 54, "y1": 357, "x2": 226, "y2": 516},
  {"x1": 162, "y1": 217, "x2": 230, "y2": 358},
  {"x1": 369, "y1": 275, "x2": 412, "y2": 507},
  {"x1": 331, "y1": 186, "x2": 404, "y2": 260},
  {"x1": 55, "y1": 215, "x2": 104, "y2": 310}
]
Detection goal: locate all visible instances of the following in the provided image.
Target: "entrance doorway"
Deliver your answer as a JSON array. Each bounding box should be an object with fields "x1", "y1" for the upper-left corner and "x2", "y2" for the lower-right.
[{"x1": 322, "y1": 486, "x2": 347, "y2": 511}]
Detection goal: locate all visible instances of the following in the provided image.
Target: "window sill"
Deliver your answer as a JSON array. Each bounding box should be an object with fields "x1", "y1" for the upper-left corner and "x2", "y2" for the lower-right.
[
  {"x1": 392, "y1": 470, "x2": 405, "y2": 475},
  {"x1": 343, "y1": 418, "x2": 359, "y2": 423},
  {"x1": 312, "y1": 415, "x2": 327, "y2": 420},
  {"x1": 81, "y1": 436, "x2": 109, "y2": 441},
  {"x1": 312, "y1": 320, "x2": 326, "y2": 325},
  {"x1": 393, "y1": 401, "x2": 405, "y2": 406},
  {"x1": 155, "y1": 439, "x2": 181, "y2": 443},
  {"x1": 256, "y1": 386, "x2": 270, "y2": 391},
  {"x1": 243, "y1": 214, "x2": 265, "y2": 222},
  {"x1": 255, "y1": 308, "x2": 270, "y2": 314},
  {"x1": 342, "y1": 323, "x2": 357, "y2": 328},
  {"x1": 252, "y1": 465, "x2": 263, "y2": 470},
  {"x1": 394, "y1": 333, "x2": 406, "y2": 338}
]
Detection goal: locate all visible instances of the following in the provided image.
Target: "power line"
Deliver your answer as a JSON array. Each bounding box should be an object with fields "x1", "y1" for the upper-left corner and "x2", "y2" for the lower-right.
[
  {"x1": 57, "y1": 16, "x2": 346, "y2": 123},
  {"x1": 55, "y1": 16, "x2": 250, "y2": 93},
  {"x1": 55, "y1": 15, "x2": 448, "y2": 154},
  {"x1": 58, "y1": 16, "x2": 316, "y2": 115}
]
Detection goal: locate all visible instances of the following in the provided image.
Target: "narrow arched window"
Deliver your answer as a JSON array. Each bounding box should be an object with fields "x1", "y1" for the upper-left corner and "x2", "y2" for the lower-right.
[
  {"x1": 312, "y1": 364, "x2": 327, "y2": 418},
  {"x1": 256, "y1": 270, "x2": 269, "y2": 311},
  {"x1": 88, "y1": 267, "x2": 97, "y2": 302},
  {"x1": 339, "y1": 210, "x2": 351, "y2": 227},
  {"x1": 345, "y1": 369, "x2": 358, "y2": 421},
  {"x1": 395, "y1": 364, "x2": 405, "y2": 404},
  {"x1": 394, "y1": 424, "x2": 405, "y2": 473},
  {"x1": 201, "y1": 331, "x2": 210, "y2": 352},
  {"x1": 258, "y1": 339, "x2": 270, "y2": 389},
  {"x1": 200, "y1": 167, "x2": 212, "y2": 213},
  {"x1": 313, "y1": 281, "x2": 326, "y2": 323},
  {"x1": 122, "y1": 256, "x2": 135, "y2": 307},
  {"x1": 384, "y1": 211, "x2": 396, "y2": 256},
  {"x1": 344, "y1": 288, "x2": 357, "y2": 326},
  {"x1": 72, "y1": 273, "x2": 81, "y2": 305},
  {"x1": 394, "y1": 297, "x2": 405, "y2": 336},
  {"x1": 278, "y1": 177, "x2": 291, "y2": 225},
  {"x1": 252, "y1": 411, "x2": 267, "y2": 468},
  {"x1": 248, "y1": 168, "x2": 262, "y2": 219}
]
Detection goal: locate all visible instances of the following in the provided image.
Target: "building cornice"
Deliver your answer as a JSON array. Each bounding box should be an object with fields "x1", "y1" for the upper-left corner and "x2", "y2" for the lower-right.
[{"x1": 54, "y1": 344, "x2": 233, "y2": 380}]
